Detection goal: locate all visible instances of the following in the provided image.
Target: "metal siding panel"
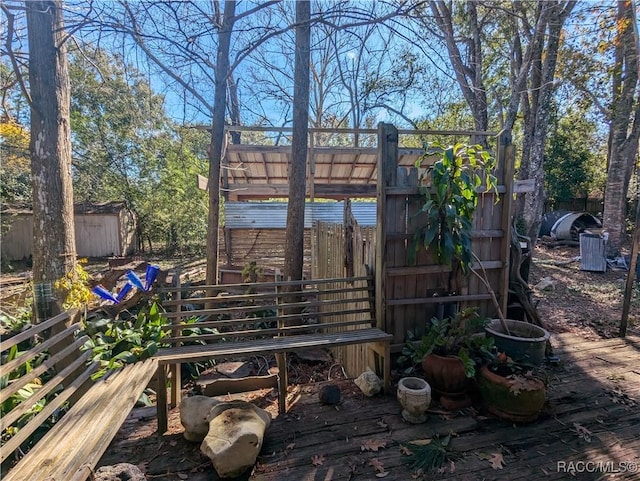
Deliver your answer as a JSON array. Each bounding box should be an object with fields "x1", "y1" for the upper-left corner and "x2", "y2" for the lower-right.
[{"x1": 224, "y1": 202, "x2": 376, "y2": 229}]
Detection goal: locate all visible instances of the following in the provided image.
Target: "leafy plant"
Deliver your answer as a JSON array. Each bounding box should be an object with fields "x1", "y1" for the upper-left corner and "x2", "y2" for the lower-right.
[
  {"x1": 398, "y1": 308, "x2": 494, "y2": 378},
  {"x1": 54, "y1": 259, "x2": 92, "y2": 309},
  {"x1": 404, "y1": 434, "x2": 456, "y2": 473},
  {"x1": 0, "y1": 342, "x2": 59, "y2": 449},
  {"x1": 82, "y1": 300, "x2": 169, "y2": 379},
  {"x1": 410, "y1": 143, "x2": 497, "y2": 273}
]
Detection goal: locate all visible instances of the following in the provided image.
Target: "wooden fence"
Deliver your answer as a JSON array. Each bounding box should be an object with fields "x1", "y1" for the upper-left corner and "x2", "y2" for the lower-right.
[
  {"x1": 312, "y1": 215, "x2": 377, "y2": 378},
  {"x1": 375, "y1": 124, "x2": 514, "y2": 352},
  {"x1": 219, "y1": 227, "x2": 312, "y2": 276}
]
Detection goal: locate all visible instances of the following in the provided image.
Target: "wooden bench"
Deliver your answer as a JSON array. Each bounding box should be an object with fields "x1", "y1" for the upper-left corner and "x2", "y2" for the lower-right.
[
  {"x1": 1, "y1": 311, "x2": 158, "y2": 481},
  {"x1": 155, "y1": 275, "x2": 392, "y2": 432}
]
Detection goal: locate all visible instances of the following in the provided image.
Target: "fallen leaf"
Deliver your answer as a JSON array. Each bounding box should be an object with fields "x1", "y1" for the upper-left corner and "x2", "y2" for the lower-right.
[
  {"x1": 169, "y1": 440, "x2": 178, "y2": 447},
  {"x1": 449, "y1": 460, "x2": 456, "y2": 473},
  {"x1": 408, "y1": 438, "x2": 432, "y2": 446},
  {"x1": 361, "y1": 439, "x2": 387, "y2": 452},
  {"x1": 376, "y1": 473, "x2": 389, "y2": 478},
  {"x1": 285, "y1": 442, "x2": 296, "y2": 452},
  {"x1": 369, "y1": 458, "x2": 386, "y2": 473},
  {"x1": 411, "y1": 468, "x2": 424, "y2": 479},
  {"x1": 489, "y1": 452, "x2": 505, "y2": 470},
  {"x1": 572, "y1": 423, "x2": 592, "y2": 443},
  {"x1": 377, "y1": 419, "x2": 388, "y2": 429},
  {"x1": 311, "y1": 454, "x2": 325, "y2": 466},
  {"x1": 399, "y1": 445, "x2": 412, "y2": 456},
  {"x1": 177, "y1": 474, "x2": 188, "y2": 480}
]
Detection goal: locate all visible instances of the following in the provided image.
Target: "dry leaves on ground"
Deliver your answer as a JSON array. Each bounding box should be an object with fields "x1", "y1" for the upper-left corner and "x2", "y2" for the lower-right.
[
  {"x1": 361, "y1": 439, "x2": 387, "y2": 452},
  {"x1": 311, "y1": 454, "x2": 326, "y2": 466},
  {"x1": 399, "y1": 445, "x2": 412, "y2": 456},
  {"x1": 572, "y1": 423, "x2": 592, "y2": 443},
  {"x1": 489, "y1": 452, "x2": 505, "y2": 470},
  {"x1": 369, "y1": 458, "x2": 389, "y2": 477}
]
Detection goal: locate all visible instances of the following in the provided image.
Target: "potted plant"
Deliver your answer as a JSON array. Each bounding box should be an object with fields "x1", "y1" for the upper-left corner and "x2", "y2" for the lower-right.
[
  {"x1": 477, "y1": 352, "x2": 547, "y2": 422},
  {"x1": 409, "y1": 142, "x2": 497, "y2": 275},
  {"x1": 410, "y1": 142, "x2": 550, "y2": 360},
  {"x1": 399, "y1": 308, "x2": 495, "y2": 409}
]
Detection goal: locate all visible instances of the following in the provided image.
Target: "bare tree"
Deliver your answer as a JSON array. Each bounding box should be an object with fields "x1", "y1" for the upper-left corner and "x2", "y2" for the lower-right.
[
  {"x1": 516, "y1": 1, "x2": 576, "y2": 244},
  {"x1": 603, "y1": 0, "x2": 640, "y2": 255},
  {"x1": 284, "y1": 0, "x2": 311, "y2": 283},
  {"x1": 421, "y1": 1, "x2": 575, "y2": 243}
]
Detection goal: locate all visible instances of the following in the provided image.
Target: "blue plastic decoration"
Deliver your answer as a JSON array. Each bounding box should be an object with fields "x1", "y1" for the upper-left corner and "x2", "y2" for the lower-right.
[
  {"x1": 92, "y1": 285, "x2": 119, "y2": 303},
  {"x1": 125, "y1": 270, "x2": 146, "y2": 291},
  {"x1": 144, "y1": 264, "x2": 160, "y2": 291},
  {"x1": 115, "y1": 282, "x2": 133, "y2": 302}
]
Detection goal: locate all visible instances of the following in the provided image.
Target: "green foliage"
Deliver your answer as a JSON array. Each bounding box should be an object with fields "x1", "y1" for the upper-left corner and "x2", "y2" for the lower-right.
[
  {"x1": 404, "y1": 434, "x2": 456, "y2": 473},
  {"x1": 544, "y1": 108, "x2": 604, "y2": 203},
  {"x1": 0, "y1": 302, "x2": 33, "y2": 337},
  {"x1": 0, "y1": 339, "x2": 58, "y2": 449},
  {"x1": 68, "y1": 45, "x2": 209, "y2": 254},
  {"x1": 410, "y1": 143, "x2": 496, "y2": 273},
  {"x1": 82, "y1": 300, "x2": 169, "y2": 379},
  {"x1": 397, "y1": 308, "x2": 494, "y2": 378}
]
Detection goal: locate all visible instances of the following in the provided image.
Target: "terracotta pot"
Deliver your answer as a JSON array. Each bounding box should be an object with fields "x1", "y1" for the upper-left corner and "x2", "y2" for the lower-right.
[
  {"x1": 421, "y1": 353, "x2": 469, "y2": 397},
  {"x1": 478, "y1": 364, "x2": 546, "y2": 422}
]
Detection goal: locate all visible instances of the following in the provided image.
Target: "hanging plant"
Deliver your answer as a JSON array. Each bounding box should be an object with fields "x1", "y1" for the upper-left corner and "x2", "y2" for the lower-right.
[{"x1": 409, "y1": 143, "x2": 497, "y2": 274}]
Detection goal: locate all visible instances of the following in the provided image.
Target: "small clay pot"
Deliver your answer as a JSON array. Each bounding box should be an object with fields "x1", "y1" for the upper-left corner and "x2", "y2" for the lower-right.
[{"x1": 397, "y1": 377, "x2": 431, "y2": 423}]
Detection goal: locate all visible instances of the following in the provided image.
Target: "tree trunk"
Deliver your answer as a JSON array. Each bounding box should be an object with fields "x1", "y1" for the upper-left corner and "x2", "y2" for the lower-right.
[
  {"x1": 206, "y1": 0, "x2": 236, "y2": 285},
  {"x1": 27, "y1": 0, "x2": 76, "y2": 319},
  {"x1": 603, "y1": 0, "x2": 640, "y2": 256},
  {"x1": 516, "y1": 1, "x2": 575, "y2": 244},
  {"x1": 284, "y1": 0, "x2": 311, "y2": 282}
]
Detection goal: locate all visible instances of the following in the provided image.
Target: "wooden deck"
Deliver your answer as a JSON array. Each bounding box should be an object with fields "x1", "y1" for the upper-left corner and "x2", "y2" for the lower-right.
[{"x1": 98, "y1": 332, "x2": 640, "y2": 481}]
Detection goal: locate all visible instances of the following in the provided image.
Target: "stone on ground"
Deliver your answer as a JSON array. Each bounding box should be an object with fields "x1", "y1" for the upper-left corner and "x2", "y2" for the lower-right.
[
  {"x1": 200, "y1": 401, "x2": 271, "y2": 478},
  {"x1": 180, "y1": 395, "x2": 219, "y2": 442},
  {"x1": 94, "y1": 463, "x2": 146, "y2": 481},
  {"x1": 354, "y1": 368, "x2": 382, "y2": 396}
]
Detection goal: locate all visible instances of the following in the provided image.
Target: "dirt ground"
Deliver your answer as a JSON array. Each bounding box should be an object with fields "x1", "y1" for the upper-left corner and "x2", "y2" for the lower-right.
[{"x1": 528, "y1": 243, "x2": 639, "y2": 339}]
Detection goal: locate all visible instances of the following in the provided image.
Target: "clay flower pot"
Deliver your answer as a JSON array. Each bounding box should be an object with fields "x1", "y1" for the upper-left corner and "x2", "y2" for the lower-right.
[
  {"x1": 477, "y1": 364, "x2": 546, "y2": 422},
  {"x1": 421, "y1": 353, "x2": 471, "y2": 409},
  {"x1": 421, "y1": 353, "x2": 469, "y2": 397}
]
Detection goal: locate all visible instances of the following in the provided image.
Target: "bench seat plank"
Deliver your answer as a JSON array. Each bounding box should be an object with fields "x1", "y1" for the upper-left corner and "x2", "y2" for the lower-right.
[
  {"x1": 3, "y1": 358, "x2": 158, "y2": 481},
  {"x1": 154, "y1": 328, "x2": 392, "y2": 433},
  {"x1": 155, "y1": 328, "x2": 392, "y2": 364}
]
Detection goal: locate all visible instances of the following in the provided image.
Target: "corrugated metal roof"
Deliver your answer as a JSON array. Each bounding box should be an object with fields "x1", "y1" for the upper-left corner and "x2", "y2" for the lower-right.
[{"x1": 224, "y1": 202, "x2": 376, "y2": 228}]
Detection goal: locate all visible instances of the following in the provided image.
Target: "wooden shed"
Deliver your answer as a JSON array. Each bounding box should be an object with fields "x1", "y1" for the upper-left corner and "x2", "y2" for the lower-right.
[{"x1": 1, "y1": 201, "x2": 137, "y2": 260}]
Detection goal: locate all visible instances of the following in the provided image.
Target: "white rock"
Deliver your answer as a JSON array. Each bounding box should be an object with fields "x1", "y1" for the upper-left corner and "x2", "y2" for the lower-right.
[
  {"x1": 180, "y1": 395, "x2": 219, "y2": 442},
  {"x1": 200, "y1": 401, "x2": 271, "y2": 478},
  {"x1": 534, "y1": 276, "x2": 555, "y2": 291},
  {"x1": 354, "y1": 368, "x2": 382, "y2": 397}
]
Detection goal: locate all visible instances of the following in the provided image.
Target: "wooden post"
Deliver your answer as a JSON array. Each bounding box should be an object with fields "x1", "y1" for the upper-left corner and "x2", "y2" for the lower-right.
[
  {"x1": 274, "y1": 271, "x2": 288, "y2": 414},
  {"x1": 620, "y1": 197, "x2": 640, "y2": 337},
  {"x1": 170, "y1": 269, "x2": 182, "y2": 409},
  {"x1": 375, "y1": 123, "x2": 398, "y2": 333},
  {"x1": 157, "y1": 364, "x2": 168, "y2": 434},
  {"x1": 497, "y1": 129, "x2": 515, "y2": 316}
]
